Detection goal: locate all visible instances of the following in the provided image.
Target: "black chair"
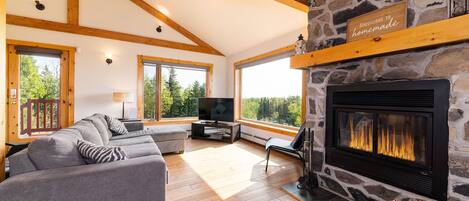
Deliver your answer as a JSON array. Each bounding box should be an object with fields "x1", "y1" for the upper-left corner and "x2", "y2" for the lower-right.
[{"x1": 265, "y1": 123, "x2": 306, "y2": 172}]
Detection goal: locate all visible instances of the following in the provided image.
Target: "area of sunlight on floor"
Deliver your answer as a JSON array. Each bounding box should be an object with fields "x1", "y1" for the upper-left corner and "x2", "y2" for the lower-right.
[{"x1": 180, "y1": 143, "x2": 285, "y2": 199}]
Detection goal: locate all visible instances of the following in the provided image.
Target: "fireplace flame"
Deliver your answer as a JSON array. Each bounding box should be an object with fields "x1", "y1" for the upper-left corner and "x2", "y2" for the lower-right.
[
  {"x1": 348, "y1": 118, "x2": 373, "y2": 152},
  {"x1": 378, "y1": 126, "x2": 416, "y2": 161}
]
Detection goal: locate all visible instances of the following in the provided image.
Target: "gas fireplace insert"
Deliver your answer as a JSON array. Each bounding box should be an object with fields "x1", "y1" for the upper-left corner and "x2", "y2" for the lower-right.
[{"x1": 325, "y1": 80, "x2": 449, "y2": 200}]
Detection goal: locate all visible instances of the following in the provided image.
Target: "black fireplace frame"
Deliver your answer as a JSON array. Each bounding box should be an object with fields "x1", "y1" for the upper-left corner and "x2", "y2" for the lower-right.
[{"x1": 325, "y1": 80, "x2": 449, "y2": 200}]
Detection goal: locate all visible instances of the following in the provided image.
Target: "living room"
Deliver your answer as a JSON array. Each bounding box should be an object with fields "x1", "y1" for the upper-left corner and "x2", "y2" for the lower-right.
[{"x1": 0, "y1": 0, "x2": 469, "y2": 201}]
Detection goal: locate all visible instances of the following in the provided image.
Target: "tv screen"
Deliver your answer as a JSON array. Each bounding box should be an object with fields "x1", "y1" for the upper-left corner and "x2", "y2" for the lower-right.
[{"x1": 198, "y1": 98, "x2": 234, "y2": 122}]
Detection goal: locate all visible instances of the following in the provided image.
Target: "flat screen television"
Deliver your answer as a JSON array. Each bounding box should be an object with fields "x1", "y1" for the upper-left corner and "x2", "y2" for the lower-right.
[{"x1": 198, "y1": 98, "x2": 234, "y2": 123}]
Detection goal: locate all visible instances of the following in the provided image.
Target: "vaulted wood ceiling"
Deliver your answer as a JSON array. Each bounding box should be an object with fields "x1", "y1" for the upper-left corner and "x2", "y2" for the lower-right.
[{"x1": 6, "y1": 0, "x2": 306, "y2": 56}]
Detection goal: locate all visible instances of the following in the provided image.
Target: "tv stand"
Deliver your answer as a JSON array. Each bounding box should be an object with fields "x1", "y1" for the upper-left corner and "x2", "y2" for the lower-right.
[{"x1": 191, "y1": 121, "x2": 241, "y2": 143}]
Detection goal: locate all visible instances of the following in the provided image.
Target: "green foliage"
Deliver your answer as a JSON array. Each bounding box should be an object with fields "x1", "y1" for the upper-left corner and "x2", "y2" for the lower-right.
[
  {"x1": 143, "y1": 72, "x2": 156, "y2": 119},
  {"x1": 242, "y1": 96, "x2": 301, "y2": 127},
  {"x1": 19, "y1": 55, "x2": 60, "y2": 104},
  {"x1": 143, "y1": 67, "x2": 206, "y2": 119}
]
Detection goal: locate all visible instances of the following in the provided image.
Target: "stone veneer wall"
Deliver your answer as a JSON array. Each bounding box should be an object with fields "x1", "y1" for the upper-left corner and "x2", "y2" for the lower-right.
[{"x1": 306, "y1": 0, "x2": 469, "y2": 200}]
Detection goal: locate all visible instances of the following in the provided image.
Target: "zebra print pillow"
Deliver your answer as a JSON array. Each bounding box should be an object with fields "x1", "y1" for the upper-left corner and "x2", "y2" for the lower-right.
[
  {"x1": 77, "y1": 140, "x2": 127, "y2": 163},
  {"x1": 104, "y1": 115, "x2": 129, "y2": 136}
]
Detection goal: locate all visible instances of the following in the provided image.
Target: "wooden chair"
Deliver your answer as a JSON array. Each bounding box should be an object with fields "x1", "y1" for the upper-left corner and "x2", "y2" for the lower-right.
[{"x1": 265, "y1": 123, "x2": 306, "y2": 172}]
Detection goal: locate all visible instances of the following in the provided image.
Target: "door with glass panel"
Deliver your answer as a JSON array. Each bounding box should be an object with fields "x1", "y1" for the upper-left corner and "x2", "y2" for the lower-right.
[{"x1": 6, "y1": 42, "x2": 74, "y2": 142}]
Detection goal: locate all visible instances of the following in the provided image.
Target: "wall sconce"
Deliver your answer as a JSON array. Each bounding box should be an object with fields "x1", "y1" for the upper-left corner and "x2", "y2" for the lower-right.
[
  {"x1": 35, "y1": 1, "x2": 45, "y2": 11},
  {"x1": 105, "y1": 53, "x2": 113, "y2": 65}
]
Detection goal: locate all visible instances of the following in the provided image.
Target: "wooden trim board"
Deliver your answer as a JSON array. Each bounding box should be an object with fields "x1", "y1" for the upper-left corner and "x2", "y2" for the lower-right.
[
  {"x1": 67, "y1": 0, "x2": 79, "y2": 25},
  {"x1": 130, "y1": 0, "x2": 223, "y2": 56},
  {"x1": 6, "y1": 15, "x2": 221, "y2": 56},
  {"x1": 291, "y1": 14, "x2": 469, "y2": 69},
  {"x1": 275, "y1": 0, "x2": 309, "y2": 12}
]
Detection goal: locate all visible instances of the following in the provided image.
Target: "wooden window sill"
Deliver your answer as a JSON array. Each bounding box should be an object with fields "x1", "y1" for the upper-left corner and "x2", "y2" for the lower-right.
[{"x1": 236, "y1": 119, "x2": 298, "y2": 137}]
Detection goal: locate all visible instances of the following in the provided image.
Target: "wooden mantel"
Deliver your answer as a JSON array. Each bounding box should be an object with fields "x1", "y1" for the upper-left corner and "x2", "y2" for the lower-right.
[{"x1": 291, "y1": 14, "x2": 469, "y2": 69}]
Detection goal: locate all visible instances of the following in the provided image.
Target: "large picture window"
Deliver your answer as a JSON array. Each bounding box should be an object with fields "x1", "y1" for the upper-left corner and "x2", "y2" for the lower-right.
[
  {"x1": 235, "y1": 46, "x2": 306, "y2": 134},
  {"x1": 138, "y1": 56, "x2": 213, "y2": 123}
]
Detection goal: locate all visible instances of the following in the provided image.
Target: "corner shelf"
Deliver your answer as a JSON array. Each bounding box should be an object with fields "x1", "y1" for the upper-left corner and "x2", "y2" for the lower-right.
[{"x1": 291, "y1": 14, "x2": 469, "y2": 69}]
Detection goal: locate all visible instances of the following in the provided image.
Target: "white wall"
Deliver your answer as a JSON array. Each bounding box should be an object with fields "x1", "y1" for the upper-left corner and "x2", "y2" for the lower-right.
[
  {"x1": 226, "y1": 27, "x2": 308, "y2": 142},
  {"x1": 7, "y1": 25, "x2": 228, "y2": 121}
]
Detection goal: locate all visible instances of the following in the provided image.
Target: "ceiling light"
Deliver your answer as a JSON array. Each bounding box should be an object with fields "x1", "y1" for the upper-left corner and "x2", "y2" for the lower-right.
[
  {"x1": 156, "y1": 5, "x2": 170, "y2": 16},
  {"x1": 35, "y1": 1, "x2": 45, "y2": 11},
  {"x1": 156, "y1": 26, "x2": 162, "y2": 33}
]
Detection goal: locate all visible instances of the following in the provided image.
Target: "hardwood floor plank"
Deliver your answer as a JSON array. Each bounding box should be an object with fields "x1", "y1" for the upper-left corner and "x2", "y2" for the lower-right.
[{"x1": 164, "y1": 139, "x2": 301, "y2": 201}]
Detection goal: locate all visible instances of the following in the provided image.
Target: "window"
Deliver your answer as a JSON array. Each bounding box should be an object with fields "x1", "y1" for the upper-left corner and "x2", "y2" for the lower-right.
[
  {"x1": 138, "y1": 56, "x2": 213, "y2": 122},
  {"x1": 234, "y1": 46, "x2": 306, "y2": 133}
]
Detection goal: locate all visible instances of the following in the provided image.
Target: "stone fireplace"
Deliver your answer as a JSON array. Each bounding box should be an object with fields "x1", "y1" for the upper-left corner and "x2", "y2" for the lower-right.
[
  {"x1": 306, "y1": 0, "x2": 469, "y2": 200},
  {"x1": 326, "y1": 80, "x2": 449, "y2": 200}
]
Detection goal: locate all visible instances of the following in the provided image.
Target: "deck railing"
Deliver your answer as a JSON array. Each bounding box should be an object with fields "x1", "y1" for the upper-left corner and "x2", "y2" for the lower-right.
[{"x1": 20, "y1": 99, "x2": 61, "y2": 135}]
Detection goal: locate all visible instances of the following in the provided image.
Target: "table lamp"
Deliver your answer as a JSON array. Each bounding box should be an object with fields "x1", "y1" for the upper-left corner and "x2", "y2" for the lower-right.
[{"x1": 113, "y1": 92, "x2": 134, "y2": 120}]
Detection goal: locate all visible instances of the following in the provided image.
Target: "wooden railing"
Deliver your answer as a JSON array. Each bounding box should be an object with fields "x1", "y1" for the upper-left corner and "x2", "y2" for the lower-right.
[{"x1": 20, "y1": 99, "x2": 61, "y2": 135}]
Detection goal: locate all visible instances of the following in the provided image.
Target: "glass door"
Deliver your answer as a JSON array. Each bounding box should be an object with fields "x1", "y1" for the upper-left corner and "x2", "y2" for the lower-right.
[
  {"x1": 7, "y1": 42, "x2": 75, "y2": 142},
  {"x1": 18, "y1": 54, "x2": 61, "y2": 136}
]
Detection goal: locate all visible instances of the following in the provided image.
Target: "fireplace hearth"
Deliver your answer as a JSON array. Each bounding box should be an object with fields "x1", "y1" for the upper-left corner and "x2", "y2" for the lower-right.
[{"x1": 325, "y1": 80, "x2": 450, "y2": 200}]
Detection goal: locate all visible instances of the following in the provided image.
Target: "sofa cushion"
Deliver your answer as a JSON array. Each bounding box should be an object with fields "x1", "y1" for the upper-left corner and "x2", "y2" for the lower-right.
[
  {"x1": 105, "y1": 115, "x2": 129, "y2": 136},
  {"x1": 84, "y1": 114, "x2": 112, "y2": 145},
  {"x1": 120, "y1": 142, "x2": 161, "y2": 158},
  {"x1": 28, "y1": 131, "x2": 86, "y2": 170},
  {"x1": 77, "y1": 140, "x2": 127, "y2": 164},
  {"x1": 110, "y1": 130, "x2": 145, "y2": 140},
  {"x1": 69, "y1": 120, "x2": 104, "y2": 145},
  {"x1": 108, "y1": 135, "x2": 154, "y2": 146},
  {"x1": 145, "y1": 127, "x2": 188, "y2": 142},
  {"x1": 8, "y1": 149, "x2": 37, "y2": 176}
]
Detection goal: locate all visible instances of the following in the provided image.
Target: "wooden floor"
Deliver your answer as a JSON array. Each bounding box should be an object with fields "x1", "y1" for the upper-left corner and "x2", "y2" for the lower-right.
[{"x1": 163, "y1": 138, "x2": 302, "y2": 201}]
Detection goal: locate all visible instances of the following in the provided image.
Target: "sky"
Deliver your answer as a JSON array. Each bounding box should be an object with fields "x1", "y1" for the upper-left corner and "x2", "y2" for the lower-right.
[
  {"x1": 241, "y1": 57, "x2": 302, "y2": 98},
  {"x1": 144, "y1": 64, "x2": 206, "y2": 88}
]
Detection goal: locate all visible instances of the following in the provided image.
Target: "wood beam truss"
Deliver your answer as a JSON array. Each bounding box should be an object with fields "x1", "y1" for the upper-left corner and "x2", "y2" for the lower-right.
[
  {"x1": 6, "y1": 0, "x2": 223, "y2": 56},
  {"x1": 130, "y1": 0, "x2": 223, "y2": 56}
]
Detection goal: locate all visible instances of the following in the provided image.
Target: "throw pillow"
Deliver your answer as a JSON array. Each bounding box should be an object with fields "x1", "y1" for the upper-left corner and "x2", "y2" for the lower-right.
[
  {"x1": 105, "y1": 115, "x2": 129, "y2": 136},
  {"x1": 77, "y1": 140, "x2": 127, "y2": 163}
]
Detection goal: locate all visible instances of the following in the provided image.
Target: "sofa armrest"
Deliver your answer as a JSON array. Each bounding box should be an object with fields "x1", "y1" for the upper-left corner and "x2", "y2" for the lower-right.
[
  {"x1": 0, "y1": 155, "x2": 166, "y2": 201},
  {"x1": 123, "y1": 121, "x2": 144, "y2": 132}
]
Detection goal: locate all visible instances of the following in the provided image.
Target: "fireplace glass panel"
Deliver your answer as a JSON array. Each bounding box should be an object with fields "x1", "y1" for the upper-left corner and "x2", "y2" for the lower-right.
[
  {"x1": 377, "y1": 113, "x2": 426, "y2": 164},
  {"x1": 338, "y1": 112, "x2": 373, "y2": 152}
]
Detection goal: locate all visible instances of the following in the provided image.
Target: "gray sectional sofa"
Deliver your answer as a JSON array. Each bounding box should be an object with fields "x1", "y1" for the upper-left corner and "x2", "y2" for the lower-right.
[{"x1": 0, "y1": 113, "x2": 188, "y2": 201}]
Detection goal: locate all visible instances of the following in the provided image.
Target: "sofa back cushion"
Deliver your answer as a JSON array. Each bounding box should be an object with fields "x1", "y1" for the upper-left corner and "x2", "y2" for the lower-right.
[
  {"x1": 8, "y1": 149, "x2": 37, "y2": 176},
  {"x1": 27, "y1": 130, "x2": 86, "y2": 170},
  {"x1": 70, "y1": 120, "x2": 104, "y2": 145},
  {"x1": 84, "y1": 114, "x2": 112, "y2": 145}
]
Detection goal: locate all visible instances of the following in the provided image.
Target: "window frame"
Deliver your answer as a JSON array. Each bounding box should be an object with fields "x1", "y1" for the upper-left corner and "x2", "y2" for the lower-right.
[
  {"x1": 137, "y1": 55, "x2": 213, "y2": 125},
  {"x1": 234, "y1": 45, "x2": 307, "y2": 136}
]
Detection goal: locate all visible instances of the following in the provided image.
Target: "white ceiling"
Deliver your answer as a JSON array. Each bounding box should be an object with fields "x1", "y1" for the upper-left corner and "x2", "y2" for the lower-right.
[
  {"x1": 7, "y1": 0, "x2": 307, "y2": 56},
  {"x1": 146, "y1": 0, "x2": 307, "y2": 55}
]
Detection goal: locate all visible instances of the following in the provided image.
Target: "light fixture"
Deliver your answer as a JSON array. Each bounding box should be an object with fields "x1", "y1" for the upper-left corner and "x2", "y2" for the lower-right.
[
  {"x1": 105, "y1": 53, "x2": 113, "y2": 65},
  {"x1": 35, "y1": 1, "x2": 45, "y2": 11},
  {"x1": 113, "y1": 92, "x2": 134, "y2": 120},
  {"x1": 156, "y1": 25, "x2": 162, "y2": 33}
]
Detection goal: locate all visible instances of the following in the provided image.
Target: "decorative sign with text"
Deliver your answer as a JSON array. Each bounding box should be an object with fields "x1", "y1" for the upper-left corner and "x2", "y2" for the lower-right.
[{"x1": 346, "y1": 1, "x2": 408, "y2": 42}]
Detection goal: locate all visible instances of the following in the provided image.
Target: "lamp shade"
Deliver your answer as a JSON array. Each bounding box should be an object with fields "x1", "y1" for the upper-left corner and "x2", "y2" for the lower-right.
[{"x1": 113, "y1": 92, "x2": 128, "y2": 102}]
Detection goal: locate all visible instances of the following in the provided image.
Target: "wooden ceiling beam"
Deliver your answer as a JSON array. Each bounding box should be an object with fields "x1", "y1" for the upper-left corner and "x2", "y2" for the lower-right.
[
  {"x1": 275, "y1": 0, "x2": 309, "y2": 12},
  {"x1": 6, "y1": 15, "x2": 221, "y2": 55},
  {"x1": 130, "y1": 0, "x2": 223, "y2": 56},
  {"x1": 67, "y1": 0, "x2": 79, "y2": 25}
]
